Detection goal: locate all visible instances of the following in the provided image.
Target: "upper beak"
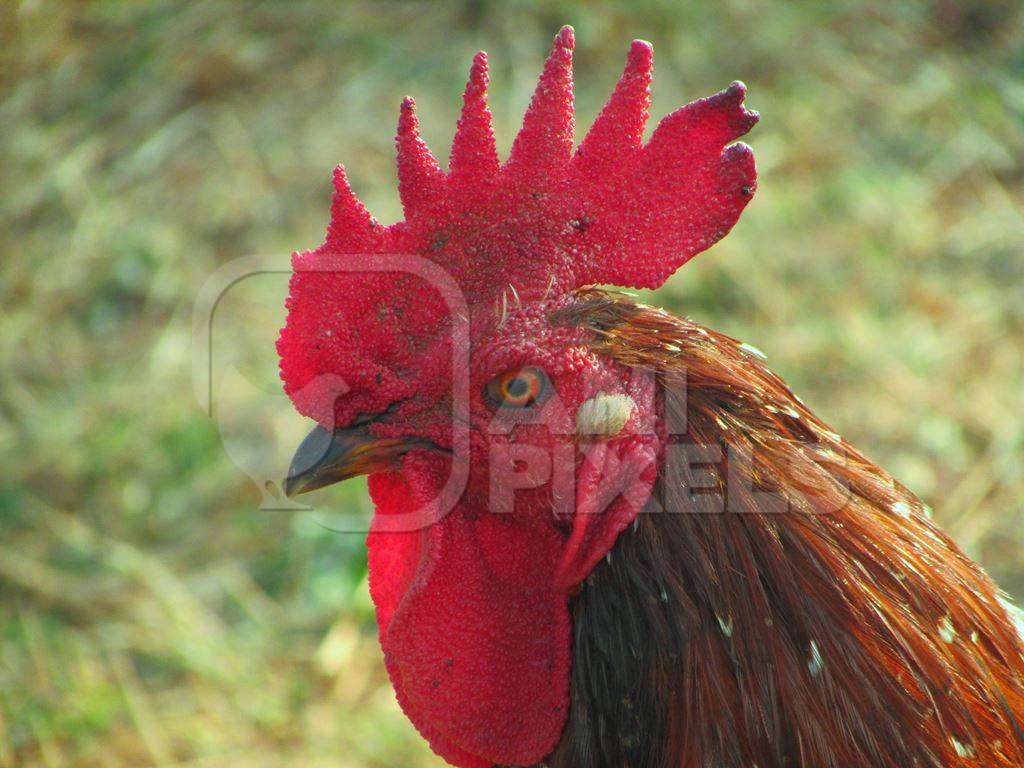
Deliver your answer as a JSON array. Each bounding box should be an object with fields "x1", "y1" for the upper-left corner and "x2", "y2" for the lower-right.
[{"x1": 284, "y1": 423, "x2": 426, "y2": 497}]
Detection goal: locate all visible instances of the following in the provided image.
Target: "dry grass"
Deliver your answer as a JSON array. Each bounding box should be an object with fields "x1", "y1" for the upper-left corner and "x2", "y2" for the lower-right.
[{"x1": 2, "y1": 1, "x2": 1022, "y2": 766}]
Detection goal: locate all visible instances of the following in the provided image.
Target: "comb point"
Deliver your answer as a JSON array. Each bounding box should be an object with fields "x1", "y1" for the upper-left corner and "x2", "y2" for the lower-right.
[
  {"x1": 449, "y1": 49, "x2": 498, "y2": 184},
  {"x1": 506, "y1": 25, "x2": 576, "y2": 176},
  {"x1": 574, "y1": 35, "x2": 652, "y2": 173},
  {"x1": 396, "y1": 96, "x2": 444, "y2": 219},
  {"x1": 324, "y1": 164, "x2": 376, "y2": 252}
]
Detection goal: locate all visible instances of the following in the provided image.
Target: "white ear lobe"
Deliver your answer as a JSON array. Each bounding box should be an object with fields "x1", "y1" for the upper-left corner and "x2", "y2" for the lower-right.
[{"x1": 575, "y1": 393, "x2": 635, "y2": 438}]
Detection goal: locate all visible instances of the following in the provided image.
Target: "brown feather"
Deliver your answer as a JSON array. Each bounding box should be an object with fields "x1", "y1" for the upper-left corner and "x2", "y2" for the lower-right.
[{"x1": 547, "y1": 289, "x2": 1024, "y2": 768}]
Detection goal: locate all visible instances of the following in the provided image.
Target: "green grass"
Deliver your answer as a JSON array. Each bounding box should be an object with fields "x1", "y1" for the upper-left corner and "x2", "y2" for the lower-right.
[{"x1": 2, "y1": 1, "x2": 1022, "y2": 765}]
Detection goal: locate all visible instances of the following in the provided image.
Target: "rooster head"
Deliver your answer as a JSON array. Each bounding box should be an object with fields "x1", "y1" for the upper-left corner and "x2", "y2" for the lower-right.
[{"x1": 278, "y1": 27, "x2": 756, "y2": 768}]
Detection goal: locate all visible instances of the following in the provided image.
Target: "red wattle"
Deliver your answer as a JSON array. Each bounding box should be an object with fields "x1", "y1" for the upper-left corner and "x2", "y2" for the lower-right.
[{"x1": 367, "y1": 470, "x2": 571, "y2": 767}]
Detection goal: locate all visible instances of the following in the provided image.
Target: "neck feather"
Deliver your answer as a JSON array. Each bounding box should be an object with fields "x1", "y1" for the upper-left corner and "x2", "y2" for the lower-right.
[{"x1": 548, "y1": 291, "x2": 1024, "y2": 768}]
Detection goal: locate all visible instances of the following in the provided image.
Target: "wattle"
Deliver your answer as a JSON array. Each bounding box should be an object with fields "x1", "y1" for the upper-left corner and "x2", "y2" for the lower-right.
[{"x1": 366, "y1": 469, "x2": 571, "y2": 767}]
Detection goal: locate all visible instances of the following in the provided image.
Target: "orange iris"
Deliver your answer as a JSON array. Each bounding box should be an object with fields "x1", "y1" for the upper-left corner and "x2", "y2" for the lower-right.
[{"x1": 488, "y1": 367, "x2": 546, "y2": 408}]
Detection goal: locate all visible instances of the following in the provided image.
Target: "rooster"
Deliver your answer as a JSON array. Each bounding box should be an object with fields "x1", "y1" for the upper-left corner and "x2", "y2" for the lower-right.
[{"x1": 278, "y1": 27, "x2": 1024, "y2": 768}]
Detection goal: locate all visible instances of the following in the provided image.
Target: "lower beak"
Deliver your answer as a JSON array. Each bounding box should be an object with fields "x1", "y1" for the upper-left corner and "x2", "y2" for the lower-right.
[{"x1": 284, "y1": 424, "x2": 425, "y2": 497}]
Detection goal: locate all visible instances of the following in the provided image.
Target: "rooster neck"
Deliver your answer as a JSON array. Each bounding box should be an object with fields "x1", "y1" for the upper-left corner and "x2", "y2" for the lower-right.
[{"x1": 546, "y1": 290, "x2": 1024, "y2": 768}]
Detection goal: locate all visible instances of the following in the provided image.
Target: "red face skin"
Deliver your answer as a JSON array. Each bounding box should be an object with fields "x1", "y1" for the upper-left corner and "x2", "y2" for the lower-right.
[
  {"x1": 363, "y1": 298, "x2": 661, "y2": 768},
  {"x1": 278, "y1": 26, "x2": 757, "y2": 768}
]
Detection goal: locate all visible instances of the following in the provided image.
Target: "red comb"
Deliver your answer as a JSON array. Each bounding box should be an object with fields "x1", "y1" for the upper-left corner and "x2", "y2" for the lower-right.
[{"x1": 279, "y1": 26, "x2": 757, "y2": 425}]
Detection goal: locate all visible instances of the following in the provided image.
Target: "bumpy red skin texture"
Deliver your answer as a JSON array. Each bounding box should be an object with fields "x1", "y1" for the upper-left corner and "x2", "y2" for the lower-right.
[
  {"x1": 366, "y1": 305, "x2": 660, "y2": 767},
  {"x1": 277, "y1": 26, "x2": 756, "y2": 768},
  {"x1": 367, "y1": 462, "x2": 571, "y2": 768},
  {"x1": 367, "y1": 435, "x2": 659, "y2": 768}
]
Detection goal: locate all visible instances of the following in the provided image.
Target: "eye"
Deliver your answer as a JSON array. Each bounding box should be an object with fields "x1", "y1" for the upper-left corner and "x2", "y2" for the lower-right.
[{"x1": 486, "y1": 367, "x2": 549, "y2": 409}]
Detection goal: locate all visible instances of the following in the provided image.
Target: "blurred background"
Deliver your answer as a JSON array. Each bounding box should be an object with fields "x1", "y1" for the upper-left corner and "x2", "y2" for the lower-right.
[{"x1": 2, "y1": 1, "x2": 1023, "y2": 766}]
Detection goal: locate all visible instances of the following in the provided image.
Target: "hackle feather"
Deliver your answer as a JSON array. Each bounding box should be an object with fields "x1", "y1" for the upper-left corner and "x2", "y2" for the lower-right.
[{"x1": 549, "y1": 290, "x2": 1024, "y2": 768}]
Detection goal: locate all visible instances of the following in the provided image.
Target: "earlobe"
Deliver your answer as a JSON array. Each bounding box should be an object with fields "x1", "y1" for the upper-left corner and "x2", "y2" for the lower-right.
[{"x1": 575, "y1": 392, "x2": 635, "y2": 438}]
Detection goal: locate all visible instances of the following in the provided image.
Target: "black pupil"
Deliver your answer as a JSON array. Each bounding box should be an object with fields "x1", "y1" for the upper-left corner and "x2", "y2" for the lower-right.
[{"x1": 506, "y1": 375, "x2": 530, "y2": 399}]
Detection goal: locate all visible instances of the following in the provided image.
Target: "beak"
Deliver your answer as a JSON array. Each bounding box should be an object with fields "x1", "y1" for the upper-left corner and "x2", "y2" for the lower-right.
[{"x1": 284, "y1": 423, "x2": 425, "y2": 497}]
